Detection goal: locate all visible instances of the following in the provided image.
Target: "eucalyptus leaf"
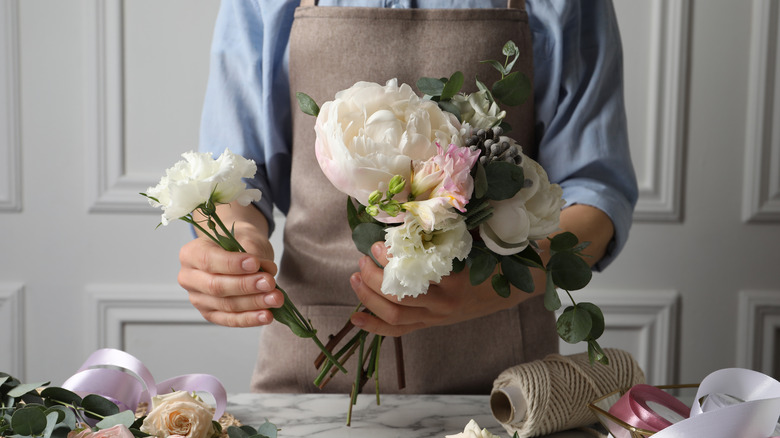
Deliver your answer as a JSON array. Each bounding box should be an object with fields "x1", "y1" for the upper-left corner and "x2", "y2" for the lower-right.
[
  {"x1": 40, "y1": 387, "x2": 82, "y2": 407},
  {"x1": 468, "y1": 250, "x2": 497, "y2": 286},
  {"x1": 351, "y1": 222, "x2": 386, "y2": 261},
  {"x1": 295, "y1": 92, "x2": 319, "y2": 117},
  {"x1": 451, "y1": 257, "x2": 466, "y2": 273},
  {"x1": 491, "y1": 273, "x2": 511, "y2": 298},
  {"x1": 588, "y1": 339, "x2": 609, "y2": 365},
  {"x1": 543, "y1": 270, "x2": 561, "y2": 311},
  {"x1": 255, "y1": 420, "x2": 278, "y2": 438},
  {"x1": 474, "y1": 161, "x2": 488, "y2": 199},
  {"x1": 548, "y1": 252, "x2": 592, "y2": 291},
  {"x1": 437, "y1": 101, "x2": 461, "y2": 122},
  {"x1": 501, "y1": 256, "x2": 534, "y2": 292},
  {"x1": 549, "y1": 231, "x2": 579, "y2": 252},
  {"x1": 8, "y1": 381, "x2": 48, "y2": 398},
  {"x1": 81, "y1": 394, "x2": 119, "y2": 419},
  {"x1": 502, "y1": 40, "x2": 520, "y2": 73},
  {"x1": 96, "y1": 410, "x2": 135, "y2": 429},
  {"x1": 11, "y1": 406, "x2": 47, "y2": 436},
  {"x1": 491, "y1": 71, "x2": 531, "y2": 106},
  {"x1": 42, "y1": 411, "x2": 60, "y2": 438},
  {"x1": 440, "y1": 71, "x2": 464, "y2": 101},
  {"x1": 556, "y1": 306, "x2": 592, "y2": 344},
  {"x1": 46, "y1": 406, "x2": 76, "y2": 430},
  {"x1": 346, "y1": 197, "x2": 360, "y2": 231},
  {"x1": 579, "y1": 302, "x2": 605, "y2": 340},
  {"x1": 416, "y1": 77, "x2": 445, "y2": 97},
  {"x1": 474, "y1": 77, "x2": 494, "y2": 105},
  {"x1": 514, "y1": 245, "x2": 544, "y2": 269},
  {"x1": 480, "y1": 59, "x2": 507, "y2": 77},
  {"x1": 485, "y1": 161, "x2": 525, "y2": 201},
  {"x1": 227, "y1": 425, "x2": 251, "y2": 438}
]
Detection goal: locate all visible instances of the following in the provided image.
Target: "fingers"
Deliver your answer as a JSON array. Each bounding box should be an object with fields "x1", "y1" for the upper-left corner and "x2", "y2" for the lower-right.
[{"x1": 180, "y1": 237, "x2": 277, "y2": 276}]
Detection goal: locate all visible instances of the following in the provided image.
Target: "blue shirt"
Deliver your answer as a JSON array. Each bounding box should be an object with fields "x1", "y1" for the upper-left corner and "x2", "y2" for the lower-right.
[{"x1": 199, "y1": 0, "x2": 638, "y2": 271}]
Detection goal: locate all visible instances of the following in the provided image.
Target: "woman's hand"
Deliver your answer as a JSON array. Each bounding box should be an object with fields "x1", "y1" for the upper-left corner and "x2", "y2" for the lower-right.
[
  {"x1": 348, "y1": 242, "x2": 545, "y2": 337},
  {"x1": 178, "y1": 203, "x2": 283, "y2": 327}
]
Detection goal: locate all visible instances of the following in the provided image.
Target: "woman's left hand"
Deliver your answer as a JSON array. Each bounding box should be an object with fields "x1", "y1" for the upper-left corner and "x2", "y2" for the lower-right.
[{"x1": 349, "y1": 242, "x2": 544, "y2": 337}]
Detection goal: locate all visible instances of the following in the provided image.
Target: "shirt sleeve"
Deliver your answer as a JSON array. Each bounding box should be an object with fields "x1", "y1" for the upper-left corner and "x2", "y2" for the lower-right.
[
  {"x1": 199, "y1": 0, "x2": 299, "y2": 235},
  {"x1": 527, "y1": 0, "x2": 639, "y2": 271}
]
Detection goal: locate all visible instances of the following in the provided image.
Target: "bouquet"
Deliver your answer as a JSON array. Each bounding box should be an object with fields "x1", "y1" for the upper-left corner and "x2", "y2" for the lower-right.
[{"x1": 297, "y1": 41, "x2": 607, "y2": 421}]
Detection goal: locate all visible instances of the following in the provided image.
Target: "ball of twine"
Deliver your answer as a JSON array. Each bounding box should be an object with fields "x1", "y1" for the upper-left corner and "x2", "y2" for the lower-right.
[{"x1": 491, "y1": 348, "x2": 645, "y2": 437}]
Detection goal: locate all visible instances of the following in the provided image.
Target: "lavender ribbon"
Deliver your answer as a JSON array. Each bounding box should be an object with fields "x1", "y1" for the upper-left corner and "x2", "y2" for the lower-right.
[{"x1": 62, "y1": 348, "x2": 227, "y2": 420}]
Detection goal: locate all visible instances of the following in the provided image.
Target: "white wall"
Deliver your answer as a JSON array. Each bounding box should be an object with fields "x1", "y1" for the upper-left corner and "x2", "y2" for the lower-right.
[{"x1": 1, "y1": 0, "x2": 779, "y2": 393}]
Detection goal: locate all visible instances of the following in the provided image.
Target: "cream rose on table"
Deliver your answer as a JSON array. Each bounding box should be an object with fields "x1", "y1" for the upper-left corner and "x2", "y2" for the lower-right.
[
  {"x1": 140, "y1": 391, "x2": 216, "y2": 438},
  {"x1": 314, "y1": 78, "x2": 463, "y2": 217},
  {"x1": 445, "y1": 419, "x2": 502, "y2": 438}
]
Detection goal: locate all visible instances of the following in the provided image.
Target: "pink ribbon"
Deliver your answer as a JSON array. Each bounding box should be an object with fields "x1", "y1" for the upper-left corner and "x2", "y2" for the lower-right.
[
  {"x1": 62, "y1": 349, "x2": 227, "y2": 420},
  {"x1": 607, "y1": 384, "x2": 691, "y2": 437}
]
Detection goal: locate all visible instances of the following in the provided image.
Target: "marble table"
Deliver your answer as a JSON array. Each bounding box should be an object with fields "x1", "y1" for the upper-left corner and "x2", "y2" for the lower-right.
[{"x1": 227, "y1": 393, "x2": 600, "y2": 438}]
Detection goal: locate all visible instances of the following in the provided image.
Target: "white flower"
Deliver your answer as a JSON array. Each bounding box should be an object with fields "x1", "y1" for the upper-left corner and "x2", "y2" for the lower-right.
[
  {"x1": 314, "y1": 79, "x2": 462, "y2": 220},
  {"x1": 479, "y1": 141, "x2": 565, "y2": 255},
  {"x1": 140, "y1": 391, "x2": 216, "y2": 438},
  {"x1": 382, "y1": 215, "x2": 472, "y2": 299},
  {"x1": 451, "y1": 91, "x2": 506, "y2": 130},
  {"x1": 145, "y1": 149, "x2": 262, "y2": 225},
  {"x1": 445, "y1": 419, "x2": 501, "y2": 438}
]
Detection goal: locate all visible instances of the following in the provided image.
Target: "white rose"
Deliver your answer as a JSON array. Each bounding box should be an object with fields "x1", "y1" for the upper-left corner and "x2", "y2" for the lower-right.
[
  {"x1": 479, "y1": 143, "x2": 564, "y2": 255},
  {"x1": 314, "y1": 79, "x2": 462, "y2": 216},
  {"x1": 382, "y1": 215, "x2": 471, "y2": 299},
  {"x1": 145, "y1": 149, "x2": 262, "y2": 225},
  {"x1": 451, "y1": 91, "x2": 506, "y2": 131},
  {"x1": 140, "y1": 391, "x2": 216, "y2": 438},
  {"x1": 445, "y1": 419, "x2": 501, "y2": 438}
]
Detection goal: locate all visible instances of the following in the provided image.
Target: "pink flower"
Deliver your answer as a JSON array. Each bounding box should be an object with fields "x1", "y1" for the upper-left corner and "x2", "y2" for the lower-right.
[{"x1": 411, "y1": 143, "x2": 480, "y2": 212}]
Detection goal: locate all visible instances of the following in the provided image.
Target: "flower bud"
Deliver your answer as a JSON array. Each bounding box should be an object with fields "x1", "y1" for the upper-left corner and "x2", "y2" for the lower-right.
[
  {"x1": 368, "y1": 190, "x2": 383, "y2": 205},
  {"x1": 381, "y1": 201, "x2": 402, "y2": 217},
  {"x1": 365, "y1": 205, "x2": 380, "y2": 216},
  {"x1": 388, "y1": 175, "x2": 406, "y2": 195}
]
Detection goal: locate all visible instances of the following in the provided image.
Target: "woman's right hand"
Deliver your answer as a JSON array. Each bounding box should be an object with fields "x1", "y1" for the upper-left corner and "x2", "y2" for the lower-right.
[{"x1": 178, "y1": 206, "x2": 282, "y2": 327}]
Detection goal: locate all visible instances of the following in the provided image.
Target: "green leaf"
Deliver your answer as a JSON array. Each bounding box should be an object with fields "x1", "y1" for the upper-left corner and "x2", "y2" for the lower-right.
[
  {"x1": 468, "y1": 251, "x2": 497, "y2": 286},
  {"x1": 255, "y1": 420, "x2": 278, "y2": 438},
  {"x1": 437, "y1": 101, "x2": 461, "y2": 122},
  {"x1": 548, "y1": 252, "x2": 592, "y2": 291},
  {"x1": 588, "y1": 340, "x2": 609, "y2": 365},
  {"x1": 40, "y1": 387, "x2": 82, "y2": 407},
  {"x1": 556, "y1": 306, "x2": 592, "y2": 344},
  {"x1": 8, "y1": 381, "x2": 48, "y2": 398},
  {"x1": 351, "y1": 222, "x2": 386, "y2": 259},
  {"x1": 227, "y1": 425, "x2": 252, "y2": 438},
  {"x1": 514, "y1": 245, "x2": 544, "y2": 269},
  {"x1": 492, "y1": 71, "x2": 531, "y2": 106},
  {"x1": 451, "y1": 257, "x2": 466, "y2": 273},
  {"x1": 440, "y1": 71, "x2": 464, "y2": 101},
  {"x1": 491, "y1": 273, "x2": 511, "y2": 298},
  {"x1": 502, "y1": 40, "x2": 520, "y2": 73},
  {"x1": 501, "y1": 256, "x2": 534, "y2": 292},
  {"x1": 45, "y1": 406, "x2": 76, "y2": 430},
  {"x1": 474, "y1": 161, "x2": 488, "y2": 199},
  {"x1": 416, "y1": 77, "x2": 445, "y2": 97},
  {"x1": 295, "y1": 92, "x2": 319, "y2": 117},
  {"x1": 543, "y1": 270, "x2": 561, "y2": 311},
  {"x1": 11, "y1": 406, "x2": 48, "y2": 436},
  {"x1": 42, "y1": 411, "x2": 60, "y2": 438},
  {"x1": 81, "y1": 394, "x2": 119, "y2": 420},
  {"x1": 217, "y1": 234, "x2": 242, "y2": 253},
  {"x1": 480, "y1": 59, "x2": 507, "y2": 76},
  {"x1": 346, "y1": 197, "x2": 361, "y2": 231},
  {"x1": 549, "y1": 231, "x2": 579, "y2": 252},
  {"x1": 96, "y1": 410, "x2": 135, "y2": 429},
  {"x1": 485, "y1": 161, "x2": 525, "y2": 201},
  {"x1": 474, "y1": 77, "x2": 493, "y2": 104},
  {"x1": 579, "y1": 302, "x2": 605, "y2": 340}
]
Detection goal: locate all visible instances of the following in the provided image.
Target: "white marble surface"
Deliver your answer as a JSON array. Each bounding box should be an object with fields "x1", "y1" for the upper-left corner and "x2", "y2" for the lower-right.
[{"x1": 227, "y1": 393, "x2": 597, "y2": 438}]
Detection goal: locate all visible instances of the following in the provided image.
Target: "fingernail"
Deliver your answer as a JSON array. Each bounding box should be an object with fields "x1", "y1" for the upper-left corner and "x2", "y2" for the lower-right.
[
  {"x1": 350, "y1": 273, "x2": 362, "y2": 287},
  {"x1": 257, "y1": 312, "x2": 271, "y2": 324},
  {"x1": 351, "y1": 312, "x2": 366, "y2": 328},
  {"x1": 264, "y1": 292, "x2": 280, "y2": 307},
  {"x1": 256, "y1": 278, "x2": 272, "y2": 291},
  {"x1": 242, "y1": 258, "x2": 258, "y2": 272},
  {"x1": 371, "y1": 243, "x2": 383, "y2": 258}
]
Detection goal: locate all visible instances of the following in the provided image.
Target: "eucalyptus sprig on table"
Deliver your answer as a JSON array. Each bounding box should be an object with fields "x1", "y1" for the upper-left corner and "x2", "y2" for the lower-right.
[{"x1": 0, "y1": 373, "x2": 151, "y2": 438}]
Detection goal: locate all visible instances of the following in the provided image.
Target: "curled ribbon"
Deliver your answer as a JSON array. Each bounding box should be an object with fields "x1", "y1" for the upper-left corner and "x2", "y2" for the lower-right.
[
  {"x1": 62, "y1": 348, "x2": 227, "y2": 420},
  {"x1": 607, "y1": 384, "x2": 690, "y2": 437}
]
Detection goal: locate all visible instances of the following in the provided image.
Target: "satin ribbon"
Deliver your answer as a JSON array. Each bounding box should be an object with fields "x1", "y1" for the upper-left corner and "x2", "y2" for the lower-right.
[
  {"x1": 607, "y1": 368, "x2": 780, "y2": 438},
  {"x1": 607, "y1": 384, "x2": 690, "y2": 437},
  {"x1": 62, "y1": 348, "x2": 227, "y2": 420}
]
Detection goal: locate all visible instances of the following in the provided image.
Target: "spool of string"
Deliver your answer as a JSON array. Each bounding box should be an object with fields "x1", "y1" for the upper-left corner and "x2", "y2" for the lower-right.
[{"x1": 490, "y1": 348, "x2": 645, "y2": 437}]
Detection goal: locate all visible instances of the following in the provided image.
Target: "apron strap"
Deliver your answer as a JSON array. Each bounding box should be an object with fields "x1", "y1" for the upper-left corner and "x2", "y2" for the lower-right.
[
  {"x1": 507, "y1": 0, "x2": 525, "y2": 9},
  {"x1": 300, "y1": 0, "x2": 317, "y2": 6}
]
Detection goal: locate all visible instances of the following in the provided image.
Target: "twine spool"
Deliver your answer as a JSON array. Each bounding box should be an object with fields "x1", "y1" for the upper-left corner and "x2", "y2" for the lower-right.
[{"x1": 490, "y1": 348, "x2": 645, "y2": 437}]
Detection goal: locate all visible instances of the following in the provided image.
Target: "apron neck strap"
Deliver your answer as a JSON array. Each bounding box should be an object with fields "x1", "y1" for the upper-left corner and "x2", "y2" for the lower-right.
[{"x1": 300, "y1": 1, "x2": 523, "y2": 8}]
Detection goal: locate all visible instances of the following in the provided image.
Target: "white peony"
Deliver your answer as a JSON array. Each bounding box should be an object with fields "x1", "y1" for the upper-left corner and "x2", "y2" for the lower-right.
[
  {"x1": 382, "y1": 215, "x2": 472, "y2": 299},
  {"x1": 445, "y1": 419, "x2": 501, "y2": 438},
  {"x1": 314, "y1": 79, "x2": 462, "y2": 219},
  {"x1": 451, "y1": 91, "x2": 506, "y2": 131},
  {"x1": 144, "y1": 149, "x2": 261, "y2": 225},
  {"x1": 140, "y1": 391, "x2": 216, "y2": 438},
  {"x1": 479, "y1": 140, "x2": 565, "y2": 255}
]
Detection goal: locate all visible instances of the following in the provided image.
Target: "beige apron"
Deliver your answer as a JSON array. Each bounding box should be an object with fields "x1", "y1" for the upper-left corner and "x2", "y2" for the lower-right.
[{"x1": 250, "y1": 0, "x2": 558, "y2": 394}]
